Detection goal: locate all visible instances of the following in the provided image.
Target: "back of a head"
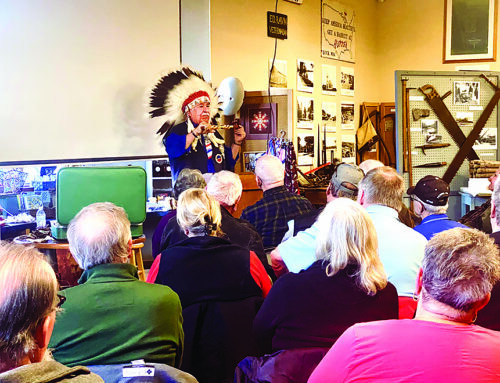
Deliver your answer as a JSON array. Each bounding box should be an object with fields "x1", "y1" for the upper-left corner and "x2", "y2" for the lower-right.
[
  {"x1": 177, "y1": 188, "x2": 222, "y2": 237},
  {"x1": 422, "y1": 228, "x2": 500, "y2": 313},
  {"x1": 254, "y1": 155, "x2": 284, "y2": 186},
  {"x1": 0, "y1": 242, "x2": 57, "y2": 370},
  {"x1": 173, "y1": 168, "x2": 207, "y2": 199},
  {"x1": 359, "y1": 166, "x2": 404, "y2": 211},
  {"x1": 206, "y1": 170, "x2": 242, "y2": 207},
  {"x1": 329, "y1": 163, "x2": 364, "y2": 200},
  {"x1": 67, "y1": 202, "x2": 131, "y2": 270},
  {"x1": 315, "y1": 198, "x2": 387, "y2": 295},
  {"x1": 359, "y1": 159, "x2": 384, "y2": 174}
]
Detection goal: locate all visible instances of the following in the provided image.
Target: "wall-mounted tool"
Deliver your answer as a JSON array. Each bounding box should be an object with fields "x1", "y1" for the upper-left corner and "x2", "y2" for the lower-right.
[
  {"x1": 414, "y1": 143, "x2": 451, "y2": 155},
  {"x1": 413, "y1": 162, "x2": 447, "y2": 168}
]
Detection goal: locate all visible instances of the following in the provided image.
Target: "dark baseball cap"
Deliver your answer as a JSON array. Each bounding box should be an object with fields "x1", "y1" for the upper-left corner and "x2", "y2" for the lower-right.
[{"x1": 407, "y1": 175, "x2": 450, "y2": 206}]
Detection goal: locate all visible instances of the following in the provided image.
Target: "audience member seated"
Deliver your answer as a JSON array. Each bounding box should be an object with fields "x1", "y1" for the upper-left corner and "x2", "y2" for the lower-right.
[
  {"x1": 459, "y1": 166, "x2": 500, "y2": 233},
  {"x1": 408, "y1": 175, "x2": 467, "y2": 239},
  {"x1": 271, "y1": 163, "x2": 364, "y2": 276},
  {"x1": 254, "y1": 198, "x2": 398, "y2": 354},
  {"x1": 154, "y1": 189, "x2": 272, "y2": 382},
  {"x1": 49, "y1": 203, "x2": 183, "y2": 367},
  {"x1": 0, "y1": 242, "x2": 103, "y2": 382},
  {"x1": 282, "y1": 162, "x2": 363, "y2": 240},
  {"x1": 147, "y1": 170, "x2": 270, "y2": 282},
  {"x1": 240, "y1": 155, "x2": 313, "y2": 249},
  {"x1": 154, "y1": 168, "x2": 207, "y2": 256},
  {"x1": 477, "y1": 176, "x2": 500, "y2": 330},
  {"x1": 359, "y1": 159, "x2": 420, "y2": 228},
  {"x1": 358, "y1": 167, "x2": 426, "y2": 318},
  {"x1": 309, "y1": 228, "x2": 500, "y2": 383},
  {"x1": 154, "y1": 188, "x2": 271, "y2": 306}
]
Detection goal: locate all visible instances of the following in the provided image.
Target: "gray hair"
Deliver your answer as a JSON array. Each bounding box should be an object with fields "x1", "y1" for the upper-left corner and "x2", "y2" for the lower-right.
[
  {"x1": 177, "y1": 188, "x2": 222, "y2": 237},
  {"x1": 358, "y1": 159, "x2": 384, "y2": 174},
  {"x1": 206, "y1": 170, "x2": 242, "y2": 207},
  {"x1": 422, "y1": 228, "x2": 500, "y2": 313},
  {"x1": 254, "y1": 155, "x2": 284, "y2": 186},
  {"x1": 493, "y1": 176, "x2": 500, "y2": 225},
  {"x1": 414, "y1": 196, "x2": 448, "y2": 215},
  {"x1": 358, "y1": 166, "x2": 404, "y2": 211},
  {"x1": 173, "y1": 168, "x2": 207, "y2": 199},
  {"x1": 315, "y1": 198, "x2": 387, "y2": 295},
  {"x1": 0, "y1": 242, "x2": 57, "y2": 370},
  {"x1": 67, "y1": 202, "x2": 131, "y2": 270}
]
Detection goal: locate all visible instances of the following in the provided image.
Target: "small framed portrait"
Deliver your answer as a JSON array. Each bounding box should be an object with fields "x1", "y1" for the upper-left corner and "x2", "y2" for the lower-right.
[{"x1": 241, "y1": 103, "x2": 277, "y2": 140}]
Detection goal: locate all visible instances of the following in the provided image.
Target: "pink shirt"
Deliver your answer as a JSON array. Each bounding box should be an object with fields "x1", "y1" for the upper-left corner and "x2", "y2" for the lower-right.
[{"x1": 309, "y1": 319, "x2": 500, "y2": 383}]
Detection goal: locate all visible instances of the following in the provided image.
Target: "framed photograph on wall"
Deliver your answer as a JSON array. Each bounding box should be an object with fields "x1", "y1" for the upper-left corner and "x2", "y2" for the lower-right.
[
  {"x1": 241, "y1": 103, "x2": 277, "y2": 140},
  {"x1": 443, "y1": 0, "x2": 497, "y2": 63}
]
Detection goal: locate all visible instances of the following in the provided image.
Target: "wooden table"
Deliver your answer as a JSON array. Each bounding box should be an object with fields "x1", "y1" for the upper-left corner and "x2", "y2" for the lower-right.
[{"x1": 33, "y1": 235, "x2": 146, "y2": 287}]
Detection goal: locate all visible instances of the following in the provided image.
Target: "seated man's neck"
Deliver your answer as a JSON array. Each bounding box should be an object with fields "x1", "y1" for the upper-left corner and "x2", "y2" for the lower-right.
[{"x1": 262, "y1": 180, "x2": 284, "y2": 192}]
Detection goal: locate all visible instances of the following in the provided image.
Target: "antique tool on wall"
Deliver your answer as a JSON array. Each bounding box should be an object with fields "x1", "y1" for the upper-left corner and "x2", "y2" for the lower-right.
[
  {"x1": 442, "y1": 74, "x2": 500, "y2": 184},
  {"x1": 419, "y1": 84, "x2": 480, "y2": 161},
  {"x1": 412, "y1": 108, "x2": 430, "y2": 121},
  {"x1": 415, "y1": 143, "x2": 451, "y2": 155},
  {"x1": 413, "y1": 162, "x2": 447, "y2": 168}
]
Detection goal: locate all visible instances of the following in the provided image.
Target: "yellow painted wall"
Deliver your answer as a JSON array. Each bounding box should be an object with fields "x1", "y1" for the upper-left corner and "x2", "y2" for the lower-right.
[
  {"x1": 210, "y1": 0, "x2": 379, "y2": 166},
  {"x1": 376, "y1": 0, "x2": 500, "y2": 101}
]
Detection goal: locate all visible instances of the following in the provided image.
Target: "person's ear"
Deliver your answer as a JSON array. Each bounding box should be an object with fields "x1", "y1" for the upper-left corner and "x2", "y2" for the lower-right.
[
  {"x1": 357, "y1": 189, "x2": 365, "y2": 205},
  {"x1": 475, "y1": 293, "x2": 491, "y2": 313},
  {"x1": 127, "y1": 239, "x2": 133, "y2": 260},
  {"x1": 32, "y1": 313, "x2": 55, "y2": 362},
  {"x1": 415, "y1": 268, "x2": 424, "y2": 296}
]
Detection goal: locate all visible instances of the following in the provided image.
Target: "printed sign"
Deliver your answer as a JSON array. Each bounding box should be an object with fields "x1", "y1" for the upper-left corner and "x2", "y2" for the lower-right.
[
  {"x1": 321, "y1": 0, "x2": 355, "y2": 63},
  {"x1": 267, "y1": 12, "x2": 288, "y2": 39}
]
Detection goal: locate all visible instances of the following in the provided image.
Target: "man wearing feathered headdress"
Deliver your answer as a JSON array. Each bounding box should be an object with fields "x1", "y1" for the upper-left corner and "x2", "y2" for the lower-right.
[{"x1": 149, "y1": 67, "x2": 245, "y2": 181}]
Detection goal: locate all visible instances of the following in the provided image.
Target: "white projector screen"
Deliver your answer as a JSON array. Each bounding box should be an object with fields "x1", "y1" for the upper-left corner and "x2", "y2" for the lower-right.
[{"x1": 0, "y1": 0, "x2": 180, "y2": 165}]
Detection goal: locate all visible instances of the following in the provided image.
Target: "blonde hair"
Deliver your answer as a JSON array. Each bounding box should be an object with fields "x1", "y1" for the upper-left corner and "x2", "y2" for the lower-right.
[
  {"x1": 0, "y1": 242, "x2": 57, "y2": 371},
  {"x1": 177, "y1": 188, "x2": 222, "y2": 237},
  {"x1": 315, "y1": 198, "x2": 387, "y2": 295},
  {"x1": 359, "y1": 166, "x2": 404, "y2": 211}
]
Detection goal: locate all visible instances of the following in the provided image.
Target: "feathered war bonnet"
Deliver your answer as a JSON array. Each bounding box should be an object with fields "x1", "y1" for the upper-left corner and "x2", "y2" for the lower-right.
[{"x1": 149, "y1": 66, "x2": 219, "y2": 135}]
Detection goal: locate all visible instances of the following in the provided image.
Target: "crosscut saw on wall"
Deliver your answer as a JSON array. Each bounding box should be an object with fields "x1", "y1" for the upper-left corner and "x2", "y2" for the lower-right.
[
  {"x1": 419, "y1": 84, "x2": 480, "y2": 161},
  {"x1": 441, "y1": 75, "x2": 500, "y2": 183}
]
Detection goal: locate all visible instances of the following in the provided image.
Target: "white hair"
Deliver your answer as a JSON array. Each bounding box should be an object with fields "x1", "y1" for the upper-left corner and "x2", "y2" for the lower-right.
[
  {"x1": 413, "y1": 196, "x2": 448, "y2": 215},
  {"x1": 206, "y1": 171, "x2": 242, "y2": 207},
  {"x1": 254, "y1": 155, "x2": 284, "y2": 186},
  {"x1": 67, "y1": 202, "x2": 131, "y2": 270},
  {"x1": 359, "y1": 159, "x2": 384, "y2": 174}
]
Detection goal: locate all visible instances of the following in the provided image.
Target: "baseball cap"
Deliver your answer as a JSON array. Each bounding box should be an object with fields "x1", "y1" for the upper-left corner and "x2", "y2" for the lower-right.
[
  {"x1": 330, "y1": 163, "x2": 364, "y2": 197},
  {"x1": 407, "y1": 175, "x2": 450, "y2": 206}
]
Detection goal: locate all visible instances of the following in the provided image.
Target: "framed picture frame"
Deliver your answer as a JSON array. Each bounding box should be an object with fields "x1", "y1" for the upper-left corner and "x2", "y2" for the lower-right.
[
  {"x1": 443, "y1": 0, "x2": 498, "y2": 63},
  {"x1": 241, "y1": 103, "x2": 277, "y2": 140},
  {"x1": 243, "y1": 151, "x2": 266, "y2": 172}
]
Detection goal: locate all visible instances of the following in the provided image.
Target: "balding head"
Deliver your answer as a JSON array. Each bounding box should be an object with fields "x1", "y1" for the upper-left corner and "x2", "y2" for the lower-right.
[
  {"x1": 254, "y1": 155, "x2": 284, "y2": 190},
  {"x1": 206, "y1": 170, "x2": 242, "y2": 208},
  {"x1": 0, "y1": 242, "x2": 58, "y2": 371},
  {"x1": 67, "y1": 202, "x2": 131, "y2": 270},
  {"x1": 358, "y1": 166, "x2": 404, "y2": 211},
  {"x1": 359, "y1": 159, "x2": 384, "y2": 174}
]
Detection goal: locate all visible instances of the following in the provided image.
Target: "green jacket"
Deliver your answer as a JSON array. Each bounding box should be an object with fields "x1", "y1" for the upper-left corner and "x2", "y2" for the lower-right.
[
  {"x1": 49, "y1": 263, "x2": 183, "y2": 367},
  {"x1": 0, "y1": 361, "x2": 103, "y2": 383}
]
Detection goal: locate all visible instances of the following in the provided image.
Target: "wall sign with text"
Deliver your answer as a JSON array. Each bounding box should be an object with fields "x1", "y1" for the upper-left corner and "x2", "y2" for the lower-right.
[
  {"x1": 267, "y1": 11, "x2": 288, "y2": 40},
  {"x1": 321, "y1": 0, "x2": 356, "y2": 63}
]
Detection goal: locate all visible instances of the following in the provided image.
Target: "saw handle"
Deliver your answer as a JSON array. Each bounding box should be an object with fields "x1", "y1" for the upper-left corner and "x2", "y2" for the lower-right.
[{"x1": 419, "y1": 84, "x2": 440, "y2": 99}]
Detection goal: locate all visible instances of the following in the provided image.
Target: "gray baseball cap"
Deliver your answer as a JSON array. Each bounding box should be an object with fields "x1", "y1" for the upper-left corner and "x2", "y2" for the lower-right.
[{"x1": 330, "y1": 163, "x2": 364, "y2": 197}]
